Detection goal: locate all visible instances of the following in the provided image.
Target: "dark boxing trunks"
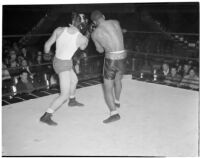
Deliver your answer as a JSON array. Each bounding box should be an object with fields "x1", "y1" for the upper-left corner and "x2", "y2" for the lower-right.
[
  {"x1": 103, "y1": 50, "x2": 127, "y2": 80},
  {"x1": 53, "y1": 56, "x2": 73, "y2": 74}
]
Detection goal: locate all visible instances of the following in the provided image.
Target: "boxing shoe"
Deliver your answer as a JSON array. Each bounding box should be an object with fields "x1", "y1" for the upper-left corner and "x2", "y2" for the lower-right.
[
  {"x1": 103, "y1": 114, "x2": 120, "y2": 123},
  {"x1": 68, "y1": 98, "x2": 84, "y2": 107},
  {"x1": 40, "y1": 112, "x2": 58, "y2": 126}
]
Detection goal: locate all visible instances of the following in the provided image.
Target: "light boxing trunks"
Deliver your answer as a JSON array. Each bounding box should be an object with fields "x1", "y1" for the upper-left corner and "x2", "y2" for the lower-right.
[
  {"x1": 103, "y1": 50, "x2": 127, "y2": 80},
  {"x1": 53, "y1": 56, "x2": 73, "y2": 74}
]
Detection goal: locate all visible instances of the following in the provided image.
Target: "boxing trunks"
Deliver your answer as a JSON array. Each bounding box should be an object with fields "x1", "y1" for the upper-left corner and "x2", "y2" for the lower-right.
[
  {"x1": 53, "y1": 56, "x2": 73, "y2": 74},
  {"x1": 103, "y1": 50, "x2": 127, "y2": 80}
]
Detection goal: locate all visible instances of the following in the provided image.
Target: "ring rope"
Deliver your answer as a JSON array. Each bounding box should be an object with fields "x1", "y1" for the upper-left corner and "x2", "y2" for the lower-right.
[{"x1": 2, "y1": 31, "x2": 199, "y2": 38}]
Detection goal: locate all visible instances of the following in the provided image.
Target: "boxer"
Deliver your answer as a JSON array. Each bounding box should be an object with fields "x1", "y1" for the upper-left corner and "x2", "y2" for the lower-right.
[
  {"x1": 90, "y1": 10, "x2": 127, "y2": 123},
  {"x1": 40, "y1": 13, "x2": 89, "y2": 126}
]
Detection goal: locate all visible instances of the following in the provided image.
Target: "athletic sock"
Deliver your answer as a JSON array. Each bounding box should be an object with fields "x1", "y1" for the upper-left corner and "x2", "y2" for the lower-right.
[
  {"x1": 110, "y1": 110, "x2": 118, "y2": 116},
  {"x1": 70, "y1": 96, "x2": 75, "y2": 99},
  {"x1": 46, "y1": 108, "x2": 54, "y2": 114},
  {"x1": 114, "y1": 99, "x2": 120, "y2": 104}
]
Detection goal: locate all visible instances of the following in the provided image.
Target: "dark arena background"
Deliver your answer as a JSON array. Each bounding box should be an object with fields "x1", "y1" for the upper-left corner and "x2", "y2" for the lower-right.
[{"x1": 2, "y1": 2, "x2": 199, "y2": 157}]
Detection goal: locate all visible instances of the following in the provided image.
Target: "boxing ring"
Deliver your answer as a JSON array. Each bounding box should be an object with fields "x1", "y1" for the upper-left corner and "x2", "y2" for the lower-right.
[
  {"x1": 2, "y1": 76, "x2": 198, "y2": 156},
  {"x1": 2, "y1": 9, "x2": 199, "y2": 156}
]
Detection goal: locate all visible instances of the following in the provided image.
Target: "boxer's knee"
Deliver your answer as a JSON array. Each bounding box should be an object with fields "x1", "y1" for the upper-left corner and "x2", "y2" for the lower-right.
[
  {"x1": 104, "y1": 78, "x2": 114, "y2": 91},
  {"x1": 115, "y1": 72, "x2": 123, "y2": 81},
  {"x1": 70, "y1": 71, "x2": 78, "y2": 85}
]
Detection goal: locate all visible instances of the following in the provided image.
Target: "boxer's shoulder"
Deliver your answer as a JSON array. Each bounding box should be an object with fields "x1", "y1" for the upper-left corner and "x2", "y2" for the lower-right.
[
  {"x1": 106, "y1": 19, "x2": 119, "y2": 25},
  {"x1": 91, "y1": 29, "x2": 99, "y2": 40},
  {"x1": 54, "y1": 27, "x2": 65, "y2": 32},
  {"x1": 53, "y1": 27, "x2": 65, "y2": 35}
]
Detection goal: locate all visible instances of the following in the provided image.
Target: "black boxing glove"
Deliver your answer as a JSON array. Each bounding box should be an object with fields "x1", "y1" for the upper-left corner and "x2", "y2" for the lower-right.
[{"x1": 84, "y1": 23, "x2": 96, "y2": 39}]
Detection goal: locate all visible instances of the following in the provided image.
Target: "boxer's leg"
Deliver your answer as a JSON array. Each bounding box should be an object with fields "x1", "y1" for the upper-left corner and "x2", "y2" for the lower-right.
[
  {"x1": 103, "y1": 78, "x2": 120, "y2": 123},
  {"x1": 114, "y1": 58, "x2": 126, "y2": 108},
  {"x1": 114, "y1": 72, "x2": 123, "y2": 108},
  {"x1": 68, "y1": 69, "x2": 84, "y2": 106},
  {"x1": 103, "y1": 59, "x2": 120, "y2": 123},
  {"x1": 103, "y1": 78, "x2": 116, "y2": 111},
  {"x1": 40, "y1": 71, "x2": 70, "y2": 125}
]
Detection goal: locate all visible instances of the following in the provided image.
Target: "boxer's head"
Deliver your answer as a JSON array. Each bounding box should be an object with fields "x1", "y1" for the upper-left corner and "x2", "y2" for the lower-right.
[
  {"x1": 72, "y1": 12, "x2": 88, "y2": 32},
  {"x1": 90, "y1": 10, "x2": 105, "y2": 26}
]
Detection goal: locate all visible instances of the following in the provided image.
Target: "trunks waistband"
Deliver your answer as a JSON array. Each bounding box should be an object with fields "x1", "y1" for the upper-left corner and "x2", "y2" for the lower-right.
[
  {"x1": 105, "y1": 50, "x2": 127, "y2": 60},
  {"x1": 54, "y1": 56, "x2": 72, "y2": 62}
]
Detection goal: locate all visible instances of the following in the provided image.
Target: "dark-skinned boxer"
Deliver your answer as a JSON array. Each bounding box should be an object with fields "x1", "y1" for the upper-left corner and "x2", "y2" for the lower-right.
[{"x1": 90, "y1": 10, "x2": 127, "y2": 123}]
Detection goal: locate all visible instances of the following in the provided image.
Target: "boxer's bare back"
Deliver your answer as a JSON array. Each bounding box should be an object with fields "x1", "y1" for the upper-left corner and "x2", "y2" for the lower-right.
[{"x1": 92, "y1": 20, "x2": 124, "y2": 53}]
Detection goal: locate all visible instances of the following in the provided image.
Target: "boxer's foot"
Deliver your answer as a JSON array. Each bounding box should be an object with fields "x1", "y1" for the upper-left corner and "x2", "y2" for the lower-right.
[
  {"x1": 103, "y1": 114, "x2": 120, "y2": 123},
  {"x1": 68, "y1": 98, "x2": 84, "y2": 107},
  {"x1": 40, "y1": 112, "x2": 57, "y2": 126}
]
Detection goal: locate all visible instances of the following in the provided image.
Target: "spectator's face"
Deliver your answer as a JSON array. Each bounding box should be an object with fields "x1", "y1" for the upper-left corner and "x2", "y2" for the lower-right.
[
  {"x1": 189, "y1": 69, "x2": 196, "y2": 78},
  {"x1": 22, "y1": 60, "x2": 27, "y2": 66},
  {"x1": 37, "y1": 56, "x2": 42, "y2": 62},
  {"x1": 37, "y1": 51, "x2": 42, "y2": 56},
  {"x1": 21, "y1": 72, "x2": 28, "y2": 81},
  {"x1": 13, "y1": 43, "x2": 19, "y2": 51},
  {"x1": 10, "y1": 61, "x2": 17, "y2": 67},
  {"x1": 162, "y1": 64, "x2": 169, "y2": 72},
  {"x1": 183, "y1": 64, "x2": 189, "y2": 73},
  {"x1": 22, "y1": 48, "x2": 27, "y2": 55},
  {"x1": 10, "y1": 51, "x2": 16, "y2": 60},
  {"x1": 178, "y1": 65, "x2": 182, "y2": 71},
  {"x1": 188, "y1": 60, "x2": 193, "y2": 65},
  {"x1": 171, "y1": 68, "x2": 177, "y2": 76},
  {"x1": 18, "y1": 56, "x2": 24, "y2": 63}
]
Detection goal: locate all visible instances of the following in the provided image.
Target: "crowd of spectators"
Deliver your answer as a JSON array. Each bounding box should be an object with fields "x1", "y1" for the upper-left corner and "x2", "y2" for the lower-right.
[
  {"x1": 2, "y1": 40, "x2": 55, "y2": 95},
  {"x1": 165, "y1": 59, "x2": 199, "y2": 90},
  {"x1": 2, "y1": 40, "x2": 92, "y2": 96},
  {"x1": 2, "y1": 39, "x2": 199, "y2": 98},
  {"x1": 144, "y1": 58, "x2": 199, "y2": 90}
]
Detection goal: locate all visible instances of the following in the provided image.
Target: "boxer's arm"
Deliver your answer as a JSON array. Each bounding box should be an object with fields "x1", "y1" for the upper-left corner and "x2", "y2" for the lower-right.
[
  {"x1": 44, "y1": 28, "x2": 60, "y2": 54},
  {"x1": 79, "y1": 35, "x2": 89, "y2": 50},
  {"x1": 91, "y1": 33, "x2": 104, "y2": 53}
]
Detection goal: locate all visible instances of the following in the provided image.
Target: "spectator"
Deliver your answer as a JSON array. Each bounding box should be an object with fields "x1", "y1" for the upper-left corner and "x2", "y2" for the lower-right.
[
  {"x1": 177, "y1": 64, "x2": 183, "y2": 76},
  {"x1": 182, "y1": 63, "x2": 190, "y2": 77},
  {"x1": 10, "y1": 60, "x2": 19, "y2": 68},
  {"x1": 21, "y1": 47, "x2": 28, "y2": 59},
  {"x1": 179, "y1": 68, "x2": 199, "y2": 90},
  {"x1": 50, "y1": 74, "x2": 58, "y2": 88},
  {"x1": 3, "y1": 49, "x2": 10, "y2": 66},
  {"x1": 175, "y1": 58, "x2": 180, "y2": 68},
  {"x1": 164, "y1": 66, "x2": 182, "y2": 86},
  {"x1": 21, "y1": 59, "x2": 30, "y2": 71},
  {"x1": 17, "y1": 56, "x2": 24, "y2": 66},
  {"x1": 162, "y1": 63, "x2": 170, "y2": 76},
  {"x1": 43, "y1": 50, "x2": 53, "y2": 62},
  {"x1": 20, "y1": 59, "x2": 35, "y2": 80},
  {"x1": 188, "y1": 60, "x2": 193, "y2": 67},
  {"x1": 20, "y1": 47, "x2": 33, "y2": 65},
  {"x1": 158, "y1": 62, "x2": 170, "y2": 80},
  {"x1": 35, "y1": 51, "x2": 43, "y2": 64},
  {"x1": 16, "y1": 70, "x2": 35, "y2": 94},
  {"x1": 12, "y1": 42, "x2": 20, "y2": 54},
  {"x1": 9, "y1": 49, "x2": 17, "y2": 63},
  {"x1": 2, "y1": 63, "x2": 11, "y2": 80}
]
